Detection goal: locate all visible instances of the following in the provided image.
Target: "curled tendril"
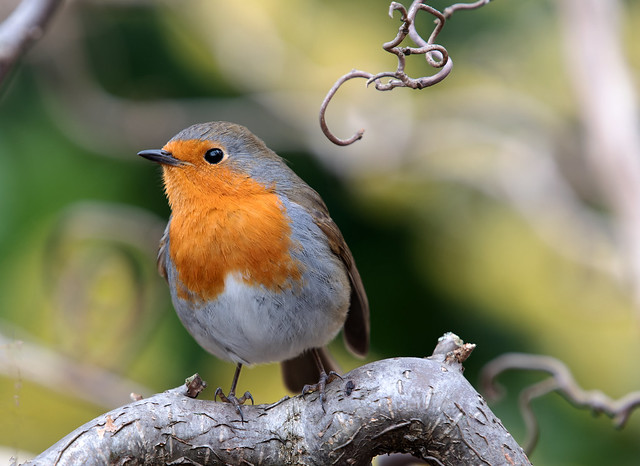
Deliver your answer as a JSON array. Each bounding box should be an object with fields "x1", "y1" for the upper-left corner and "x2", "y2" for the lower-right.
[
  {"x1": 443, "y1": 0, "x2": 492, "y2": 19},
  {"x1": 319, "y1": 70, "x2": 374, "y2": 146},
  {"x1": 320, "y1": 0, "x2": 492, "y2": 146},
  {"x1": 481, "y1": 353, "x2": 640, "y2": 455}
]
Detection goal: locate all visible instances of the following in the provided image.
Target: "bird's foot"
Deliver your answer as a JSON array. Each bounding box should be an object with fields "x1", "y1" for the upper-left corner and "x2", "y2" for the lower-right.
[
  {"x1": 302, "y1": 370, "x2": 342, "y2": 411},
  {"x1": 215, "y1": 388, "x2": 254, "y2": 422}
]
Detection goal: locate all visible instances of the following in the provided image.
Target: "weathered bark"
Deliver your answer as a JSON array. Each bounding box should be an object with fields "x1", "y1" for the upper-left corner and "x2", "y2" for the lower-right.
[{"x1": 26, "y1": 351, "x2": 530, "y2": 465}]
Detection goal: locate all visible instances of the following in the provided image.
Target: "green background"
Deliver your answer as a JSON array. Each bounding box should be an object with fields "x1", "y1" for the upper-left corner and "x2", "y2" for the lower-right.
[{"x1": 1, "y1": 0, "x2": 640, "y2": 464}]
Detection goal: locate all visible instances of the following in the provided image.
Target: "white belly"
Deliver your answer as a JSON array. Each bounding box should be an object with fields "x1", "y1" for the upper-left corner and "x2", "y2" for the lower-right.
[{"x1": 172, "y1": 270, "x2": 348, "y2": 364}]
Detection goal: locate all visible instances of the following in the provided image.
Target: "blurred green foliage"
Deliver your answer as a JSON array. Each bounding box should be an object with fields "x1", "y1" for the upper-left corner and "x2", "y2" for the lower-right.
[{"x1": 1, "y1": 0, "x2": 640, "y2": 463}]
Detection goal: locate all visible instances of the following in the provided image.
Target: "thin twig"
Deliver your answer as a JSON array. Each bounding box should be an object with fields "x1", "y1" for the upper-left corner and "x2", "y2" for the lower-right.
[
  {"x1": 319, "y1": 69, "x2": 374, "y2": 146},
  {"x1": 366, "y1": 1, "x2": 451, "y2": 91},
  {"x1": 443, "y1": 0, "x2": 492, "y2": 19},
  {"x1": 518, "y1": 378, "x2": 559, "y2": 454},
  {"x1": 320, "y1": 0, "x2": 491, "y2": 146},
  {"x1": 0, "y1": 0, "x2": 63, "y2": 86},
  {"x1": 481, "y1": 353, "x2": 640, "y2": 454}
]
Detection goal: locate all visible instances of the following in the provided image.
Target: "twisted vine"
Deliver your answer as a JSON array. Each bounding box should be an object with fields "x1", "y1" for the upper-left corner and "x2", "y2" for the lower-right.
[{"x1": 319, "y1": 0, "x2": 492, "y2": 145}]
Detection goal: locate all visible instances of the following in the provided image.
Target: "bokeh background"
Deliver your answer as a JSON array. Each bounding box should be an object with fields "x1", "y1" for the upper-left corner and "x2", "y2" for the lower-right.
[{"x1": 1, "y1": 0, "x2": 640, "y2": 464}]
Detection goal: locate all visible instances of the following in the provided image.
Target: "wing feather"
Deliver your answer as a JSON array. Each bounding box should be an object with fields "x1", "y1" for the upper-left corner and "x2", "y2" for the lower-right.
[
  {"x1": 285, "y1": 180, "x2": 370, "y2": 356},
  {"x1": 157, "y1": 222, "x2": 170, "y2": 282}
]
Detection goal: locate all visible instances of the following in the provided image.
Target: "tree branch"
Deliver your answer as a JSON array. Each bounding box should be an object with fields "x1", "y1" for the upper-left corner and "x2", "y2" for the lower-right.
[
  {"x1": 26, "y1": 336, "x2": 530, "y2": 465},
  {"x1": 0, "y1": 0, "x2": 62, "y2": 86},
  {"x1": 558, "y1": 0, "x2": 640, "y2": 311},
  {"x1": 481, "y1": 353, "x2": 640, "y2": 454}
]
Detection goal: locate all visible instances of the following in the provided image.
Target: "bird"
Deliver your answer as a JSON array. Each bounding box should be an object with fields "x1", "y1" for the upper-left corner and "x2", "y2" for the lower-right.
[{"x1": 138, "y1": 121, "x2": 369, "y2": 418}]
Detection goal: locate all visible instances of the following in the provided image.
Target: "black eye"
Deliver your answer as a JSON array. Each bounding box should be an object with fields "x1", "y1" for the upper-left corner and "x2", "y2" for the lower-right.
[{"x1": 204, "y1": 148, "x2": 225, "y2": 164}]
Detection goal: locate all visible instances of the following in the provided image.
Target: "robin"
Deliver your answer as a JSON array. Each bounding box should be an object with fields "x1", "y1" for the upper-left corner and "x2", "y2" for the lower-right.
[{"x1": 138, "y1": 121, "x2": 369, "y2": 418}]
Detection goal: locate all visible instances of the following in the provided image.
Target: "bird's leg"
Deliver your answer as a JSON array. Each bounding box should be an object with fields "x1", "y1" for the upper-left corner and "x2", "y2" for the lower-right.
[
  {"x1": 214, "y1": 363, "x2": 254, "y2": 422},
  {"x1": 301, "y1": 348, "x2": 342, "y2": 411}
]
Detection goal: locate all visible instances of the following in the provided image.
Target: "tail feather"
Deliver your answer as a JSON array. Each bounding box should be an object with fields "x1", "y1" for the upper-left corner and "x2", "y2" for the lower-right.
[{"x1": 280, "y1": 347, "x2": 340, "y2": 393}]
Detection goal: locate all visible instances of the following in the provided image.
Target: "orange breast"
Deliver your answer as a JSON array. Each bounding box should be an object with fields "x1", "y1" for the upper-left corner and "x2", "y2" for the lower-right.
[{"x1": 164, "y1": 163, "x2": 302, "y2": 302}]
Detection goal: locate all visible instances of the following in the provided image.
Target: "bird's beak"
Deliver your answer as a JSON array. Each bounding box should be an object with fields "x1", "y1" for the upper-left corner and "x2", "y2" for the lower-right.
[{"x1": 137, "y1": 149, "x2": 186, "y2": 167}]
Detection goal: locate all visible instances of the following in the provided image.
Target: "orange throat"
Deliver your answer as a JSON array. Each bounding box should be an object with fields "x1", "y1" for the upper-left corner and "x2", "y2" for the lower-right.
[{"x1": 165, "y1": 173, "x2": 302, "y2": 302}]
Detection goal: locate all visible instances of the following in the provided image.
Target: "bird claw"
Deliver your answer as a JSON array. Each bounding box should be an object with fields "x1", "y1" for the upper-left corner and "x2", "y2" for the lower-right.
[
  {"x1": 301, "y1": 371, "x2": 342, "y2": 411},
  {"x1": 215, "y1": 387, "x2": 254, "y2": 422}
]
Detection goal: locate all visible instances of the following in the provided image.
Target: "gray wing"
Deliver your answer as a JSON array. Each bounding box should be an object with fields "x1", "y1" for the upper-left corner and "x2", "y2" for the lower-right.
[
  {"x1": 285, "y1": 178, "x2": 370, "y2": 357},
  {"x1": 157, "y1": 221, "x2": 170, "y2": 282}
]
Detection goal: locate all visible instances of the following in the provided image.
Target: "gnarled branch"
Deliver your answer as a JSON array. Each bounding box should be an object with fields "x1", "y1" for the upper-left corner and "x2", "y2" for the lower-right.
[{"x1": 26, "y1": 335, "x2": 530, "y2": 465}]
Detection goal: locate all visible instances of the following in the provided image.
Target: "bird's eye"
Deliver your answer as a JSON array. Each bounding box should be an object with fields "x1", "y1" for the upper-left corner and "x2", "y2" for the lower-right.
[{"x1": 204, "y1": 148, "x2": 225, "y2": 164}]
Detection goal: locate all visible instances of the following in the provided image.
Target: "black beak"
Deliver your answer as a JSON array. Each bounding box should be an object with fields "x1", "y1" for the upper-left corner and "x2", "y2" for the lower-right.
[{"x1": 137, "y1": 149, "x2": 185, "y2": 167}]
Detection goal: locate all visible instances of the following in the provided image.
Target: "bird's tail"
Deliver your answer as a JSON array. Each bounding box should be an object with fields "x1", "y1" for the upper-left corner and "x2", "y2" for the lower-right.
[{"x1": 280, "y1": 347, "x2": 340, "y2": 393}]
